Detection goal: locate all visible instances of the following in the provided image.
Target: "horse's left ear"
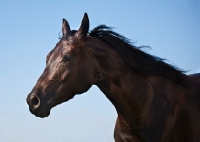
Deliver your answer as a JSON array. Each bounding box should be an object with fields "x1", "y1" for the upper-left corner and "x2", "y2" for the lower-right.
[
  {"x1": 62, "y1": 18, "x2": 71, "y2": 37},
  {"x1": 75, "y1": 13, "x2": 89, "y2": 38}
]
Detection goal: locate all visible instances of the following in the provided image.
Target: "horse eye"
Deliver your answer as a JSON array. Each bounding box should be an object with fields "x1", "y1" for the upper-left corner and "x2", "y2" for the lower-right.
[{"x1": 63, "y1": 55, "x2": 71, "y2": 62}]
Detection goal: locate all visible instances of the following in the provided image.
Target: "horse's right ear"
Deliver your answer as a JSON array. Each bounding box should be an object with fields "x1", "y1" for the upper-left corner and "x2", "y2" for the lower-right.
[
  {"x1": 62, "y1": 18, "x2": 71, "y2": 37},
  {"x1": 75, "y1": 13, "x2": 89, "y2": 38}
]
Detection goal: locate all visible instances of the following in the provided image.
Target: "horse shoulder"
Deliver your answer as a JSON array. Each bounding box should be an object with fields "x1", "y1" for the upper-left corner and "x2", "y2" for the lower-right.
[{"x1": 114, "y1": 115, "x2": 143, "y2": 142}]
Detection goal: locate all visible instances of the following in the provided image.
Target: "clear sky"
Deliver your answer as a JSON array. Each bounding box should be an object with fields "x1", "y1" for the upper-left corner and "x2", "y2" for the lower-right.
[{"x1": 0, "y1": 0, "x2": 199, "y2": 142}]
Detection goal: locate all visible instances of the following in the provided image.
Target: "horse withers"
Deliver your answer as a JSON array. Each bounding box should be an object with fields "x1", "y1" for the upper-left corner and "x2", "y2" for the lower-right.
[{"x1": 26, "y1": 13, "x2": 200, "y2": 142}]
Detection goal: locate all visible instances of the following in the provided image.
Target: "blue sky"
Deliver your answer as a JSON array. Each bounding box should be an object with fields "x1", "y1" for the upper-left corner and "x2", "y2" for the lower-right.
[{"x1": 0, "y1": 0, "x2": 199, "y2": 142}]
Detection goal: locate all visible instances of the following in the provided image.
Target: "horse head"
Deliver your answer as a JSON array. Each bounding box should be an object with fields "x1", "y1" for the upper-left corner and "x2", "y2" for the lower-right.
[{"x1": 26, "y1": 13, "x2": 97, "y2": 117}]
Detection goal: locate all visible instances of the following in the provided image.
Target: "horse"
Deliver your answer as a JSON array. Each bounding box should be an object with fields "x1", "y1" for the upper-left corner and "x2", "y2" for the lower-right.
[{"x1": 26, "y1": 13, "x2": 200, "y2": 142}]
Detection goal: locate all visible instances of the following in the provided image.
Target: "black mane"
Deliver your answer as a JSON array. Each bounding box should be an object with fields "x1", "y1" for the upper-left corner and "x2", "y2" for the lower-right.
[{"x1": 89, "y1": 25, "x2": 187, "y2": 85}]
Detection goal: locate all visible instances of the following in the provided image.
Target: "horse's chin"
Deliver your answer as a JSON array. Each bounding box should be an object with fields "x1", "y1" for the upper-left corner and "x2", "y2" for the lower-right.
[
  {"x1": 29, "y1": 107, "x2": 51, "y2": 118},
  {"x1": 35, "y1": 110, "x2": 50, "y2": 118}
]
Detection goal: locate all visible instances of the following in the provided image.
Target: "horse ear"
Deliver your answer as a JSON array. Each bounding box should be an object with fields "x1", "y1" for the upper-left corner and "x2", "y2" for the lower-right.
[
  {"x1": 62, "y1": 18, "x2": 71, "y2": 37},
  {"x1": 75, "y1": 13, "x2": 89, "y2": 38}
]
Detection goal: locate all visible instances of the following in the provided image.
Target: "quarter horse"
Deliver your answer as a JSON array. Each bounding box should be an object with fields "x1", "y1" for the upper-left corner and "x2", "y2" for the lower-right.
[{"x1": 26, "y1": 13, "x2": 200, "y2": 142}]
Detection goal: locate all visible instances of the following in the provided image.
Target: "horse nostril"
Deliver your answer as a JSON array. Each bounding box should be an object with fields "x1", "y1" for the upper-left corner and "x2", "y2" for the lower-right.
[{"x1": 30, "y1": 95, "x2": 40, "y2": 110}]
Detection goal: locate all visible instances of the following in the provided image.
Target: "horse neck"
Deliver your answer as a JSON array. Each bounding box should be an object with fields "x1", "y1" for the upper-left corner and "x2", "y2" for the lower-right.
[{"x1": 88, "y1": 39, "x2": 149, "y2": 122}]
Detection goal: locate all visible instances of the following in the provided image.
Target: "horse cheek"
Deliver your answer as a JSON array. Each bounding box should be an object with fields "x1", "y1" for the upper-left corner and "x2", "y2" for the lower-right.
[{"x1": 60, "y1": 69, "x2": 70, "y2": 82}]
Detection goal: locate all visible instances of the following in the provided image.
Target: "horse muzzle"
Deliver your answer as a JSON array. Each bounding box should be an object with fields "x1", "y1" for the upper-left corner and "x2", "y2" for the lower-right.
[{"x1": 26, "y1": 93, "x2": 51, "y2": 118}]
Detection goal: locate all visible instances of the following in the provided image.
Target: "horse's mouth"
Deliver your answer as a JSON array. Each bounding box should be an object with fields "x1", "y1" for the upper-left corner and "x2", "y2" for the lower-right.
[{"x1": 29, "y1": 107, "x2": 51, "y2": 118}]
